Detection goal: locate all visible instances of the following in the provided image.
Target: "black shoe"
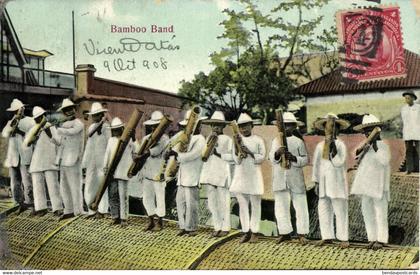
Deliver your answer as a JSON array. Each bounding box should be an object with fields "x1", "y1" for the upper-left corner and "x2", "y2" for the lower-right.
[
  {"x1": 277, "y1": 234, "x2": 291, "y2": 244},
  {"x1": 17, "y1": 204, "x2": 28, "y2": 214},
  {"x1": 120, "y1": 220, "x2": 128, "y2": 227},
  {"x1": 177, "y1": 229, "x2": 188, "y2": 236},
  {"x1": 187, "y1": 230, "x2": 198, "y2": 236},
  {"x1": 144, "y1": 216, "x2": 155, "y2": 231},
  {"x1": 53, "y1": 210, "x2": 63, "y2": 217},
  {"x1": 36, "y1": 209, "x2": 48, "y2": 217},
  {"x1": 111, "y1": 218, "x2": 121, "y2": 225},
  {"x1": 211, "y1": 230, "x2": 221, "y2": 237},
  {"x1": 218, "y1": 231, "x2": 229, "y2": 237},
  {"x1": 59, "y1": 213, "x2": 75, "y2": 221},
  {"x1": 239, "y1": 231, "x2": 251, "y2": 243},
  {"x1": 152, "y1": 217, "x2": 163, "y2": 231},
  {"x1": 29, "y1": 209, "x2": 37, "y2": 217}
]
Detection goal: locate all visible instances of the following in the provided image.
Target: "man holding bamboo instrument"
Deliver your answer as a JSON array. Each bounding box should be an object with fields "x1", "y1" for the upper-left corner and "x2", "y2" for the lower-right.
[
  {"x1": 200, "y1": 111, "x2": 232, "y2": 237},
  {"x1": 103, "y1": 117, "x2": 136, "y2": 227},
  {"x1": 312, "y1": 113, "x2": 350, "y2": 248},
  {"x1": 25, "y1": 106, "x2": 63, "y2": 217},
  {"x1": 269, "y1": 111, "x2": 309, "y2": 245},
  {"x1": 166, "y1": 107, "x2": 206, "y2": 236},
  {"x1": 2, "y1": 99, "x2": 35, "y2": 214},
  {"x1": 82, "y1": 102, "x2": 111, "y2": 219},
  {"x1": 133, "y1": 111, "x2": 170, "y2": 231},
  {"x1": 55, "y1": 98, "x2": 85, "y2": 220},
  {"x1": 229, "y1": 113, "x2": 266, "y2": 243},
  {"x1": 351, "y1": 114, "x2": 391, "y2": 250}
]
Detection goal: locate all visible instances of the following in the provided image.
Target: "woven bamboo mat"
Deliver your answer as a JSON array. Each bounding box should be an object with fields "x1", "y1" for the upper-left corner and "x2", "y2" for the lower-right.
[{"x1": 195, "y1": 237, "x2": 419, "y2": 270}]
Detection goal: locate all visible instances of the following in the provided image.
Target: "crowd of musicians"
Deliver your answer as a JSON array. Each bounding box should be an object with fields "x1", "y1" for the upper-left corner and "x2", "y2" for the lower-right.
[{"x1": 1, "y1": 90, "x2": 419, "y2": 250}]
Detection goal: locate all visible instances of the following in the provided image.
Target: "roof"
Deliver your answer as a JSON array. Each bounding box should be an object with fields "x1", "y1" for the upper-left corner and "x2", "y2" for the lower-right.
[
  {"x1": 0, "y1": 208, "x2": 417, "y2": 270},
  {"x1": 295, "y1": 49, "x2": 420, "y2": 97},
  {"x1": 23, "y1": 48, "x2": 53, "y2": 58}
]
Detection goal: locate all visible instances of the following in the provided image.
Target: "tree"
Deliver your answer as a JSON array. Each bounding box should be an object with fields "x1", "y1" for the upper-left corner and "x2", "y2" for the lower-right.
[{"x1": 179, "y1": 0, "x2": 337, "y2": 123}]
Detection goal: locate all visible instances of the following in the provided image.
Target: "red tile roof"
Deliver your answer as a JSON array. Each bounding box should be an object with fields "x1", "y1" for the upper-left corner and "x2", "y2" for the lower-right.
[{"x1": 295, "y1": 49, "x2": 420, "y2": 97}]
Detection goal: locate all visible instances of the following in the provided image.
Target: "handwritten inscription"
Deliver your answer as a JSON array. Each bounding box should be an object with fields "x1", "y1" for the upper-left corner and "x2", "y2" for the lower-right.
[{"x1": 82, "y1": 36, "x2": 179, "y2": 73}]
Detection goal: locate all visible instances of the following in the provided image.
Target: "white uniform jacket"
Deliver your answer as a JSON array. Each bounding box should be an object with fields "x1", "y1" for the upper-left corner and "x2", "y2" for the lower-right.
[
  {"x1": 81, "y1": 122, "x2": 111, "y2": 171},
  {"x1": 229, "y1": 135, "x2": 266, "y2": 195},
  {"x1": 312, "y1": 138, "x2": 348, "y2": 199},
  {"x1": 199, "y1": 134, "x2": 232, "y2": 187},
  {"x1": 176, "y1": 134, "x2": 206, "y2": 187},
  {"x1": 137, "y1": 133, "x2": 169, "y2": 180},
  {"x1": 269, "y1": 135, "x2": 308, "y2": 194},
  {"x1": 28, "y1": 123, "x2": 60, "y2": 173},
  {"x1": 56, "y1": 119, "x2": 84, "y2": 167},
  {"x1": 351, "y1": 140, "x2": 391, "y2": 200},
  {"x1": 103, "y1": 137, "x2": 134, "y2": 181},
  {"x1": 2, "y1": 116, "x2": 35, "y2": 167},
  {"x1": 401, "y1": 103, "x2": 420, "y2": 140}
]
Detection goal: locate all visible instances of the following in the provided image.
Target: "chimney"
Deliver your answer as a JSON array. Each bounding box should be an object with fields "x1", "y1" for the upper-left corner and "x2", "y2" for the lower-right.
[{"x1": 75, "y1": 64, "x2": 96, "y2": 97}]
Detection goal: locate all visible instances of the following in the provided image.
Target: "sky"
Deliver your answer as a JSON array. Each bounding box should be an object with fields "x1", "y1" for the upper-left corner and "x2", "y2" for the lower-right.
[{"x1": 5, "y1": 0, "x2": 420, "y2": 93}]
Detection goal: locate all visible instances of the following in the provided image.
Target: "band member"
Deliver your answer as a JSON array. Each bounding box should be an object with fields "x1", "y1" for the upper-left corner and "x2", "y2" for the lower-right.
[
  {"x1": 168, "y1": 109, "x2": 206, "y2": 236},
  {"x1": 200, "y1": 111, "x2": 232, "y2": 237},
  {"x1": 27, "y1": 106, "x2": 63, "y2": 217},
  {"x1": 56, "y1": 98, "x2": 85, "y2": 220},
  {"x1": 104, "y1": 117, "x2": 134, "y2": 227},
  {"x1": 312, "y1": 113, "x2": 350, "y2": 248},
  {"x1": 400, "y1": 90, "x2": 420, "y2": 174},
  {"x1": 351, "y1": 114, "x2": 391, "y2": 250},
  {"x1": 269, "y1": 112, "x2": 309, "y2": 244},
  {"x1": 1, "y1": 99, "x2": 35, "y2": 213},
  {"x1": 230, "y1": 113, "x2": 266, "y2": 243},
  {"x1": 82, "y1": 102, "x2": 111, "y2": 218},
  {"x1": 138, "y1": 111, "x2": 169, "y2": 231}
]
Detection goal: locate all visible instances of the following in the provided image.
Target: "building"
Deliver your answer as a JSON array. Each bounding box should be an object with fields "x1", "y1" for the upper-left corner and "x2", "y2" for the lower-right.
[{"x1": 294, "y1": 49, "x2": 420, "y2": 135}]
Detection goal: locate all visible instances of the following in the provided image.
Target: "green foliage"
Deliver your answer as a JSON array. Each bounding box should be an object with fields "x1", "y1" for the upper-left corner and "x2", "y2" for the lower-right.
[{"x1": 179, "y1": 0, "x2": 336, "y2": 123}]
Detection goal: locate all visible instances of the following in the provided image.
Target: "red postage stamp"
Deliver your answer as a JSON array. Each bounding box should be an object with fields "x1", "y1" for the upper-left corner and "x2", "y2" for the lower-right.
[{"x1": 336, "y1": 5, "x2": 406, "y2": 83}]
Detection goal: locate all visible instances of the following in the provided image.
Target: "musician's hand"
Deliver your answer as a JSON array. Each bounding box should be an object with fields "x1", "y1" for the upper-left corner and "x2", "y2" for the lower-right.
[
  {"x1": 15, "y1": 129, "x2": 25, "y2": 137},
  {"x1": 330, "y1": 141, "x2": 338, "y2": 158},
  {"x1": 82, "y1": 168, "x2": 86, "y2": 178},
  {"x1": 167, "y1": 150, "x2": 178, "y2": 159},
  {"x1": 97, "y1": 123, "x2": 102, "y2": 135},
  {"x1": 314, "y1": 182, "x2": 319, "y2": 196},
  {"x1": 285, "y1": 151, "x2": 297, "y2": 162},
  {"x1": 45, "y1": 127, "x2": 52, "y2": 139},
  {"x1": 213, "y1": 148, "x2": 221, "y2": 158},
  {"x1": 372, "y1": 141, "x2": 378, "y2": 152},
  {"x1": 276, "y1": 147, "x2": 286, "y2": 156},
  {"x1": 241, "y1": 145, "x2": 253, "y2": 158},
  {"x1": 132, "y1": 153, "x2": 141, "y2": 161}
]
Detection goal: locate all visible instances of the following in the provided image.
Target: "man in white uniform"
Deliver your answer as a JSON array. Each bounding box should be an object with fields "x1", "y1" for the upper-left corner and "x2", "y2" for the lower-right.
[
  {"x1": 137, "y1": 111, "x2": 169, "y2": 231},
  {"x1": 200, "y1": 111, "x2": 232, "y2": 237},
  {"x1": 82, "y1": 102, "x2": 111, "y2": 219},
  {"x1": 168, "y1": 109, "x2": 206, "y2": 236},
  {"x1": 56, "y1": 98, "x2": 85, "y2": 220},
  {"x1": 269, "y1": 112, "x2": 309, "y2": 244},
  {"x1": 400, "y1": 90, "x2": 420, "y2": 174},
  {"x1": 312, "y1": 113, "x2": 350, "y2": 248},
  {"x1": 104, "y1": 117, "x2": 134, "y2": 227},
  {"x1": 230, "y1": 113, "x2": 266, "y2": 243},
  {"x1": 2, "y1": 99, "x2": 35, "y2": 213},
  {"x1": 26, "y1": 106, "x2": 63, "y2": 217},
  {"x1": 351, "y1": 114, "x2": 391, "y2": 250}
]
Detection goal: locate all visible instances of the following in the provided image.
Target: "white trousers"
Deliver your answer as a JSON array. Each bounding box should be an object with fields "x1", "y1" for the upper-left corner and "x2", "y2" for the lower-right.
[
  {"x1": 9, "y1": 165, "x2": 33, "y2": 205},
  {"x1": 361, "y1": 195, "x2": 389, "y2": 243},
  {"x1": 236, "y1": 193, "x2": 261, "y2": 233},
  {"x1": 207, "y1": 185, "x2": 231, "y2": 231},
  {"x1": 176, "y1": 186, "x2": 199, "y2": 231},
  {"x1": 318, "y1": 197, "x2": 348, "y2": 241},
  {"x1": 60, "y1": 165, "x2": 84, "y2": 215},
  {"x1": 274, "y1": 190, "x2": 309, "y2": 235},
  {"x1": 84, "y1": 168, "x2": 109, "y2": 215},
  {"x1": 143, "y1": 178, "x2": 166, "y2": 217},
  {"x1": 32, "y1": 171, "x2": 63, "y2": 212},
  {"x1": 109, "y1": 179, "x2": 129, "y2": 220}
]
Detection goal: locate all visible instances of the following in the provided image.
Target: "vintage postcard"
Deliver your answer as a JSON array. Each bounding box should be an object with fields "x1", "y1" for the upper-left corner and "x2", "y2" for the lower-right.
[{"x1": 0, "y1": 0, "x2": 419, "y2": 272}]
